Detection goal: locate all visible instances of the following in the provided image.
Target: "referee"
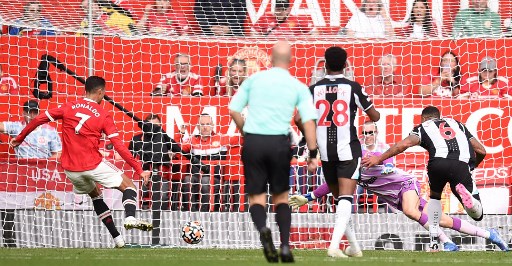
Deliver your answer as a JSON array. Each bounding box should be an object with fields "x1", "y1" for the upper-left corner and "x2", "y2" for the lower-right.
[{"x1": 229, "y1": 41, "x2": 318, "y2": 263}]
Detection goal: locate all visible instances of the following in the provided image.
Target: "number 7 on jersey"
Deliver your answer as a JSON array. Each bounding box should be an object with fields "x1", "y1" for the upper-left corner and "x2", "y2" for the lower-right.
[{"x1": 75, "y1": 112, "x2": 91, "y2": 134}]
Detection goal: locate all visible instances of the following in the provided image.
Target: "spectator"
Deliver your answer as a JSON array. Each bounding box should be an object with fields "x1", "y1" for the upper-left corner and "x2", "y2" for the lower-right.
[
  {"x1": 419, "y1": 51, "x2": 464, "y2": 97},
  {"x1": 137, "y1": 0, "x2": 190, "y2": 36},
  {"x1": 400, "y1": 0, "x2": 438, "y2": 39},
  {"x1": 179, "y1": 113, "x2": 242, "y2": 212},
  {"x1": 452, "y1": 0, "x2": 501, "y2": 37},
  {"x1": 217, "y1": 59, "x2": 247, "y2": 96},
  {"x1": 79, "y1": 0, "x2": 136, "y2": 36},
  {"x1": 194, "y1": 0, "x2": 246, "y2": 36},
  {"x1": 9, "y1": 1, "x2": 56, "y2": 36},
  {"x1": 151, "y1": 53, "x2": 204, "y2": 96},
  {"x1": 343, "y1": 0, "x2": 393, "y2": 38},
  {"x1": 459, "y1": 57, "x2": 511, "y2": 99},
  {"x1": 365, "y1": 54, "x2": 412, "y2": 97},
  {"x1": 252, "y1": 0, "x2": 316, "y2": 36},
  {"x1": 0, "y1": 100, "x2": 61, "y2": 158},
  {"x1": 0, "y1": 65, "x2": 19, "y2": 95}
]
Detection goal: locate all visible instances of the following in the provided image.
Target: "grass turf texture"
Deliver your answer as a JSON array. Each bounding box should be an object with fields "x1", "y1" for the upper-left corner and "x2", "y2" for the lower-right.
[{"x1": 0, "y1": 249, "x2": 510, "y2": 266}]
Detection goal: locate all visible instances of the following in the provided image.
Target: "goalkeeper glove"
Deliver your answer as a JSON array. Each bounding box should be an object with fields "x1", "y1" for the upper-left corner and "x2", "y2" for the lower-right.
[
  {"x1": 289, "y1": 193, "x2": 314, "y2": 210},
  {"x1": 381, "y1": 163, "x2": 395, "y2": 175}
]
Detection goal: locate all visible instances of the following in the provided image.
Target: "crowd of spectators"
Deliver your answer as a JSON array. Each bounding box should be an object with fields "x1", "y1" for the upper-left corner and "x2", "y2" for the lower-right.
[{"x1": 1, "y1": 0, "x2": 510, "y2": 38}]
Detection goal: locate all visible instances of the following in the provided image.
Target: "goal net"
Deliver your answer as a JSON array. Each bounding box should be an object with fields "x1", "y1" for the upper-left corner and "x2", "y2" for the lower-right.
[{"x1": 0, "y1": 0, "x2": 511, "y2": 250}]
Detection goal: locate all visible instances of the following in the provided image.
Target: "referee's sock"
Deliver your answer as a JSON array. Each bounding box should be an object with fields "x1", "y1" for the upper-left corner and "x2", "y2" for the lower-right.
[
  {"x1": 92, "y1": 195, "x2": 120, "y2": 239},
  {"x1": 275, "y1": 203, "x2": 291, "y2": 247},
  {"x1": 122, "y1": 187, "x2": 138, "y2": 218},
  {"x1": 249, "y1": 204, "x2": 267, "y2": 232},
  {"x1": 329, "y1": 196, "x2": 353, "y2": 251}
]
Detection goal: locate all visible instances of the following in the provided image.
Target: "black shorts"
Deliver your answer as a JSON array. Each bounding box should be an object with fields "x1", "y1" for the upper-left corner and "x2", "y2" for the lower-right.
[
  {"x1": 427, "y1": 158, "x2": 480, "y2": 202},
  {"x1": 321, "y1": 158, "x2": 361, "y2": 187},
  {"x1": 242, "y1": 133, "x2": 292, "y2": 194}
]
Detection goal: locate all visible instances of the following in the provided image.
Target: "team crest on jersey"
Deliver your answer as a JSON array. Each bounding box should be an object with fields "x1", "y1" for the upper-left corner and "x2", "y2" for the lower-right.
[
  {"x1": 212, "y1": 141, "x2": 220, "y2": 147},
  {"x1": 37, "y1": 136, "x2": 47, "y2": 144},
  {"x1": 0, "y1": 84, "x2": 6, "y2": 92},
  {"x1": 227, "y1": 46, "x2": 271, "y2": 76}
]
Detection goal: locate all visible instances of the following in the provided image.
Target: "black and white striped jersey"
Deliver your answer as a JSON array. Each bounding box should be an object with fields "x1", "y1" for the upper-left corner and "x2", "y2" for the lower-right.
[
  {"x1": 310, "y1": 74, "x2": 373, "y2": 162},
  {"x1": 410, "y1": 118, "x2": 476, "y2": 166}
]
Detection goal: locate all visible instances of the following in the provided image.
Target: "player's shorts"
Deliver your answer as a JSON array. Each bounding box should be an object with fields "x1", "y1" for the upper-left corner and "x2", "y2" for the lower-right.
[
  {"x1": 395, "y1": 180, "x2": 422, "y2": 211},
  {"x1": 321, "y1": 158, "x2": 361, "y2": 187},
  {"x1": 242, "y1": 133, "x2": 292, "y2": 194},
  {"x1": 427, "y1": 158, "x2": 479, "y2": 202},
  {"x1": 64, "y1": 160, "x2": 124, "y2": 194}
]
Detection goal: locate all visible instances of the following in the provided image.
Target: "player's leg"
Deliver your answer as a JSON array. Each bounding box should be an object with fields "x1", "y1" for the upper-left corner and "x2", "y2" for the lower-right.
[
  {"x1": 88, "y1": 185, "x2": 125, "y2": 248},
  {"x1": 400, "y1": 188, "x2": 457, "y2": 251},
  {"x1": 268, "y1": 134, "x2": 294, "y2": 263},
  {"x1": 449, "y1": 162, "x2": 483, "y2": 221},
  {"x1": 242, "y1": 133, "x2": 277, "y2": 262},
  {"x1": 65, "y1": 170, "x2": 124, "y2": 248},
  {"x1": 89, "y1": 161, "x2": 152, "y2": 231},
  {"x1": 426, "y1": 159, "x2": 449, "y2": 251},
  {"x1": 328, "y1": 159, "x2": 360, "y2": 258}
]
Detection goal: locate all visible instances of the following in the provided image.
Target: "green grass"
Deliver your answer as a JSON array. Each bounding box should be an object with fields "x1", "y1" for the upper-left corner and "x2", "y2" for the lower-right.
[{"x1": 0, "y1": 249, "x2": 510, "y2": 266}]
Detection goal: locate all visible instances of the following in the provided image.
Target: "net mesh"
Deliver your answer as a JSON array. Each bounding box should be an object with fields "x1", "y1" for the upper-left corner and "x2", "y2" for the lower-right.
[{"x1": 0, "y1": 0, "x2": 511, "y2": 250}]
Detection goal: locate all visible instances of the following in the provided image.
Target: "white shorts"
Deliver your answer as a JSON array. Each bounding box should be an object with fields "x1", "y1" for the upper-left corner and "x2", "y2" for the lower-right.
[{"x1": 65, "y1": 160, "x2": 124, "y2": 194}]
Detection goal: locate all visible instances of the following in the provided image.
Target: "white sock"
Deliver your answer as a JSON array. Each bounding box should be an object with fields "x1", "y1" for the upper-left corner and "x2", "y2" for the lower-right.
[
  {"x1": 466, "y1": 198, "x2": 483, "y2": 220},
  {"x1": 344, "y1": 217, "x2": 359, "y2": 249},
  {"x1": 421, "y1": 222, "x2": 452, "y2": 244},
  {"x1": 427, "y1": 199, "x2": 442, "y2": 244},
  {"x1": 329, "y1": 197, "x2": 352, "y2": 250}
]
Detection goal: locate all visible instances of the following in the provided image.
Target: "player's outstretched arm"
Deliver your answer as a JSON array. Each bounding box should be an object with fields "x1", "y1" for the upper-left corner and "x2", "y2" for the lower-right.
[
  {"x1": 363, "y1": 135, "x2": 420, "y2": 167},
  {"x1": 469, "y1": 138, "x2": 486, "y2": 168}
]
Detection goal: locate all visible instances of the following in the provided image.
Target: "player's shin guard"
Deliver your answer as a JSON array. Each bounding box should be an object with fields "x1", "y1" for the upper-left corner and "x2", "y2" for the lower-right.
[
  {"x1": 418, "y1": 213, "x2": 452, "y2": 244},
  {"x1": 122, "y1": 187, "x2": 137, "y2": 218},
  {"x1": 427, "y1": 199, "x2": 442, "y2": 250},
  {"x1": 275, "y1": 203, "x2": 291, "y2": 247},
  {"x1": 92, "y1": 195, "x2": 120, "y2": 239},
  {"x1": 329, "y1": 196, "x2": 353, "y2": 251},
  {"x1": 249, "y1": 204, "x2": 267, "y2": 232}
]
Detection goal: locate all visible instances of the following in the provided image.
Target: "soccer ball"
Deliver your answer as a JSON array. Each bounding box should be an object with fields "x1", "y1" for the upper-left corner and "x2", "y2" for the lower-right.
[{"x1": 181, "y1": 221, "x2": 205, "y2": 244}]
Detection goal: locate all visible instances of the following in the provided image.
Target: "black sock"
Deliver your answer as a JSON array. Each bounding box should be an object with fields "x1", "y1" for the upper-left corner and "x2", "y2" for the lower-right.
[
  {"x1": 92, "y1": 196, "x2": 120, "y2": 238},
  {"x1": 249, "y1": 204, "x2": 267, "y2": 232},
  {"x1": 122, "y1": 187, "x2": 137, "y2": 218},
  {"x1": 275, "y1": 203, "x2": 291, "y2": 247}
]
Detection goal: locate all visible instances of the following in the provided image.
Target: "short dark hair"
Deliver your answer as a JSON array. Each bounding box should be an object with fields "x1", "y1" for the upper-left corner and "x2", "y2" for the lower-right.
[
  {"x1": 85, "y1": 76, "x2": 106, "y2": 93},
  {"x1": 421, "y1": 106, "x2": 440, "y2": 119},
  {"x1": 144, "y1": 114, "x2": 161, "y2": 123},
  {"x1": 325, "y1": 46, "x2": 347, "y2": 72}
]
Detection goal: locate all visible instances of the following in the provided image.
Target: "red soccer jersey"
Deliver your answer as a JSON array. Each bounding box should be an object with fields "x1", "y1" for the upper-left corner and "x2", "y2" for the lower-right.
[
  {"x1": 179, "y1": 133, "x2": 242, "y2": 156},
  {"x1": 253, "y1": 13, "x2": 314, "y2": 36},
  {"x1": 217, "y1": 77, "x2": 240, "y2": 96},
  {"x1": 460, "y1": 79, "x2": 510, "y2": 98},
  {"x1": 146, "y1": 10, "x2": 189, "y2": 36},
  {"x1": 156, "y1": 72, "x2": 203, "y2": 96},
  {"x1": 0, "y1": 76, "x2": 19, "y2": 94},
  {"x1": 15, "y1": 98, "x2": 143, "y2": 174}
]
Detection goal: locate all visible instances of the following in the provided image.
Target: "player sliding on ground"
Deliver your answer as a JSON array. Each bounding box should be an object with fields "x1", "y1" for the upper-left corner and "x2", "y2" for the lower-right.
[
  {"x1": 10, "y1": 76, "x2": 152, "y2": 248},
  {"x1": 289, "y1": 150, "x2": 509, "y2": 252},
  {"x1": 362, "y1": 106, "x2": 506, "y2": 251}
]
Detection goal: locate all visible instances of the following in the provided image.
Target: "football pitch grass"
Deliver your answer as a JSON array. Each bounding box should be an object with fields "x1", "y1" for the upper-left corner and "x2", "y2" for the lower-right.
[{"x1": 1, "y1": 249, "x2": 511, "y2": 266}]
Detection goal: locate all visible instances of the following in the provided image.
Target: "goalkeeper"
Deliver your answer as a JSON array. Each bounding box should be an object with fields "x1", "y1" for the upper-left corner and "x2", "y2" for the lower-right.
[{"x1": 289, "y1": 149, "x2": 509, "y2": 252}]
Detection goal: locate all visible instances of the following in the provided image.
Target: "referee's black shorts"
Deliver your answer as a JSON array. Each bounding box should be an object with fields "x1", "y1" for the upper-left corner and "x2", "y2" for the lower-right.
[
  {"x1": 427, "y1": 158, "x2": 480, "y2": 202},
  {"x1": 242, "y1": 133, "x2": 292, "y2": 194}
]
